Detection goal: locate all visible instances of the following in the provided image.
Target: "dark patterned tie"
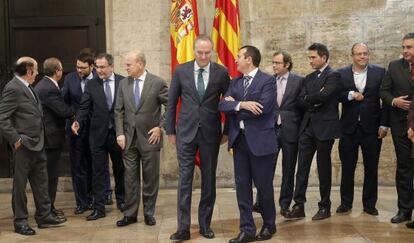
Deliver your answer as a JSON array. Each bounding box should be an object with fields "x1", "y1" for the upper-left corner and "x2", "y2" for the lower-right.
[
  {"x1": 104, "y1": 80, "x2": 112, "y2": 109},
  {"x1": 134, "y1": 79, "x2": 141, "y2": 109},
  {"x1": 197, "y1": 68, "x2": 205, "y2": 99},
  {"x1": 243, "y1": 75, "x2": 252, "y2": 98}
]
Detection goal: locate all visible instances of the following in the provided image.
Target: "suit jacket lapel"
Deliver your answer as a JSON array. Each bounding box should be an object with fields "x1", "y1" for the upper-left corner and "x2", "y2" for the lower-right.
[
  {"x1": 345, "y1": 65, "x2": 357, "y2": 91},
  {"x1": 186, "y1": 61, "x2": 199, "y2": 103},
  {"x1": 138, "y1": 73, "x2": 154, "y2": 110},
  {"x1": 127, "y1": 77, "x2": 137, "y2": 111},
  {"x1": 14, "y1": 78, "x2": 42, "y2": 112},
  {"x1": 202, "y1": 62, "x2": 217, "y2": 102},
  {"x1": 280, "y1": 74, "x2": 292, "y2": 107},
  {"x1": 246, "y1": 69, "x2": 262, "y2": 97}
]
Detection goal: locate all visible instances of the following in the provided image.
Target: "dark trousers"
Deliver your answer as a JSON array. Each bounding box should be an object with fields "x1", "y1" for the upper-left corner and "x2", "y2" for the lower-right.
[
  {"x1": 256, "y1": 126, "x2": 298, "y2": 210},
  {"x1": 90, "y1": 128, "x2": 124, "y2": 212},
  {"x1": 233, "y1": 133, "x2": 276, "y2": 236},
  {"x1": 339, "y1": 125, "x2": 381, "y2": 209},
  {"x1": 123, "y1": 132, "x2": 160, "y2": 218},
  {"x1": 69, "y1": 130, "x2": 92, "y2": 209},
  {"x1": 13, "y1": 147, "x2": 51, "y2": 227},
  {"x1": 45, "y1": 146, "x2": 63, "y2": 209},
  {"x1": 391, "y1": 132, "x2": 414, "y2": 215},
  {"x1": 293, "y1": 126, "x2": 334, "y2": 210},
  {"x1": 107, "y1": 129, "x2": 125, "y2": 206},
  {"x1": 176, "y1": 129, "x2": 220, "y2": 231}
]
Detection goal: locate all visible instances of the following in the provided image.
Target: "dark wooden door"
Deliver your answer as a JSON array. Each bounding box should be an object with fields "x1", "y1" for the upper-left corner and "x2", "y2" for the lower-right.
[{"x1": 0, "y1": 0, "x2": 106, "y2": 177}]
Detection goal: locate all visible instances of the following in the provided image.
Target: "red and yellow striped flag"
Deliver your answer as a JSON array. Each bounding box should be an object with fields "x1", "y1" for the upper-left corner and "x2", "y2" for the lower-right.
[
  {"x1": 170, "y1": 0, "x2": 199, "y2": 74},
  {"x1": 212, "y1": 0, "x2": 241, "y2": 78}
]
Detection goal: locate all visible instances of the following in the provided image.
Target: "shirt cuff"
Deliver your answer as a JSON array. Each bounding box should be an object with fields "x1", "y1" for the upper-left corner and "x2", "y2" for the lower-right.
[
  {"x1": 391, "y1": 98, "x2": 395, "y2": 107},
  {"x1": 379, "y1": 126, "x2": 389, "y2": 132},
  {"x1": 235, "y1": 102, "x2": 241, "y2": 111},
  {"x1": 348, "y1": 91, "x2": 354, "y2": 101}
]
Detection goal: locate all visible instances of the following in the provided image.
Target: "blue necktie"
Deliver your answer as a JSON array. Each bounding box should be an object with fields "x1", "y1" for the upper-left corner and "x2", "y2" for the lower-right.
[
  {"x1": 104, "y1": 80, "x2": 112, "y2": 109},
  {"x1": 243, "y1": 75, "x2": 252, "y2": 99},
  {"x1": 197, "y1": 68, "x2": 205, "y2": 99},
  {"x1": 134, "y1": 79, "x2": 141, "y2": 109}
]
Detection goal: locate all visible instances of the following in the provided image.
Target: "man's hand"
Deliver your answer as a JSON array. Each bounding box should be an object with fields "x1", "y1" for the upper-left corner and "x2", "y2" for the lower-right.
[
  {"x1": 378, "y1": 128, "x2": 388, "y2": 139},
  {"x1": 168, "y1": 135, "x2": 176, "y2": 146},
  {"x1": 353, "y1": 92, "x2": 364, "y2": 101},
  {"x1": 224, "y1": 96, "x2": 235, "y2": 101},
  {"x1": 220, "y1": 135, "x2": 228, "y2": 145},
  {"x1": 148, "y1": 127, "x2": 162, "y2": 144},
  {"x1": 14, "y1": 139, "x2": 22, "y2": 150},
  {"x1": 117, "y1": 135, "x2": 126, "y2": 150},
  {"x1": 393, "y1": 95, "x2": 411, "y2": 110},
  {"x1": 71, "y1": 121, "x2": 80, "y2": 135},
  {"x1": 408, "y1": 127, "x2": 414, "y2": 142},
  {"x1": 240, "y1": 101, "x2": 263, "y2": 115}
]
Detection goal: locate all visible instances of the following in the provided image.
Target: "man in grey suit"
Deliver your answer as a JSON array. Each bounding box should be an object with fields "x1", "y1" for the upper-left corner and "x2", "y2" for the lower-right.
[
  {"x1": 253, "y1": 51, "x2": 304, "y2": 217},
  {"x1": 0, "y1": 57, "x2": 66, "y2": 235},
  {"x1": 114, "y1": 50, "x2": 168, "y2": 227},
  {"x1": 166, "y1": 35, "x2": 230, "y2": 241}
]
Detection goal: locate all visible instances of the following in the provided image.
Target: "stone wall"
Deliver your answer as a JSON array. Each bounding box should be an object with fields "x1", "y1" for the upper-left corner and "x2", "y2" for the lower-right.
[{"x1": 104, "y1": 0, "x2": 414, "y2": 188}]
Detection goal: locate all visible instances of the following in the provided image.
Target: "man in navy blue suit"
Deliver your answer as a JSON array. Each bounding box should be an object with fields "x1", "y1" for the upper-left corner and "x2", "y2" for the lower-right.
[
  {"x1": 336, "y1": 43, "x2": 389, "y2": 216},
  {"x1": 219, "y1": 45, "x2": 277, "y2": 243}
]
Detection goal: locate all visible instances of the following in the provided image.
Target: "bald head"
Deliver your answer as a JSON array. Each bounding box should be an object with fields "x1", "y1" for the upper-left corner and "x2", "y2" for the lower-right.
[{"x1": 125, "y1": 50, "x2": 146, "y2": 78}]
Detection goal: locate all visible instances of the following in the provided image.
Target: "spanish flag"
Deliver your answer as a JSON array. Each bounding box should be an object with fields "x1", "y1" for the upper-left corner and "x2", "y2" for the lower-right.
[
  {"x1": 212, "y1": 0, "x2": 241, "y2": 78},
  {"x1": 170, "y1": 0, "x2": 199, "y2": 74}
]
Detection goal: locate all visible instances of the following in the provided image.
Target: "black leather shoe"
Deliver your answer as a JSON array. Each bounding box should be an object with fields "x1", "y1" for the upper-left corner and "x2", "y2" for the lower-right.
[
  {"x1": 252, "y1": 202, "x2": 261, "y2": 213},
  {"x1": 363, "y1": 207, "x2": 379, "y2": 216},
  {"x1": 280, "y1": 208, "x2": 290, "y2": 217},
  {"x1": 144, "y1": 215, "x2": 156, "y2": 226},
  {"x1": 336, "y1": 204, "x2": 351, "y2": 214},
  {"x1": 312, "y1": 208, "x2": 331, "y2": 220},
  {"x1": 199, "y1": 227, "x2": 215, "y2": 239},
  {"x1": 86, "y1": 210, "x2": 105, "y2": 221},
  {"x1": 285, "y1": 205, "x2": 305, "y2": 220},
  {"x1": 406, "y1": 221, "x2": 414, "y2": 228},
  {"x1": 52, "y1": 208, "x2": 65, "y2": 217},
  {"x1": 170, "y1": 230, "x2": 190, "y2": 241},
  {"x1": 15, "y1": 224, "x2": 36, "y2": 235},
  {"x1": 74, "y1": 205, "x2": 88, "y2": 215},
  {"x1": 37, "y1": 215, "x2": 67, "y2": 228},
  {"x1": 256, "y1": 226, "x2": 276, "y2": 241},
  {"x1": 116, "y1": 216, "x2": 137, "y2": 227},
  {"x1": 117, "y1": 202, "x2": 126, "y2": 212},
  {"x1": 391, "y1": 212, "x2": 411, "y2": 223},
  {"x1": 229, "y1": 231, "x2": 255, "y2": 243},
  {"x1": 105, "y1": 194, "x2": 113, "y2": 205}
]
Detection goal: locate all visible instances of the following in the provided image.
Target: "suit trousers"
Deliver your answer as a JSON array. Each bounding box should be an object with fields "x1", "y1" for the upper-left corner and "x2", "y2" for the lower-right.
[
  {"x1": 339, "y1": 125, "x2": 381, "y2": 209},
  {"x1": 105, "y1": 129, "x2": 125, "y2": 206},
  {"x1": 293, "y1": 125, "x2": 334, "y2": 210},
  {"x1": 233, "y1": 132, "x2": 276, "y2": 236},
  {"x1": 176, "y1": 129, "x2": 220, "y2": 231},
  {"x1": 69, "y1": 130, "x2": 92, "y2": 208},
  {"x1": 13, "y1": 146, "x2": 51, "y2": 227},
  {"x1": 123, "y1": 131, "x2": 160, "y2": 218},
  {"x1": 391, "y1": 132, "x2": 414, "y2": 215},
  {"x1": 255, "y1": 125, "x2": 298, "y2": 210},
  {"x1": 45, "y1": 146, "x2": 63, "y2": 208}
]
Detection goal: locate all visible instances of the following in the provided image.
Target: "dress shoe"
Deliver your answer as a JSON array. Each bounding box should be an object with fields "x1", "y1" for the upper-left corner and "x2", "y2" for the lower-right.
[
  {"x1": 280, "y1": 208, "x2": 290, "y2": 217},
  {"x1": 170, "y1": 230, "x2": 190, "y2": 241},
  {"x1": 312, "y1": 208, "x2": 331, "y2": 220},
  {"x1": 363, "y1": 207, "x2": 379, "y2": 216},
  {"x1": 391, "y1": 212, "x2": 411, "y2": 223},
  {"x1": 336, "y1": 204, "x2": 352, "y2": 214},
  {"x1": 117, "y1": 202, "x2": 126, "y2": 212},
  {"x1": 37, "y1": 215, "x2": 67, "y2": 228},
  {"x1": 52, "y1": 208, "x2": 65, "y2": 217},
  {"x1": 74, "y1": 205, "x2": 88, "y2": 215},
  {"x1": 252, "y1": 202, "x2": 261, "y2": 213},
  {"x1": 285, "y1": 205, "x2": 305, "y2": 220},
  {"x1": 255, "y1": 226, "x2": 276, "y2": 241},
  {"x1": 229, "y1": 231, "x2": 255, "y2": 243},
  {"x1": 144, "y1": 215, "x2": 156, "y2": 226},
  {"x1": 116, "y1": 216, "x2": 137, "y2": 227},
  {"x1": 15, "y1": 224, "x2": 36, "y2": 235},
  {"x1": 86, "y1": 210, "x2": 105, "y2": 221},
  {"x1": 199, "y1": 227, "x2": 215, "y2": 239},
  {"x1": 105, "y1": 194, "x2": 113, "y2": 205},
  {"x1": 406, "y1": 221, "x2": 414, "y2": 228}
]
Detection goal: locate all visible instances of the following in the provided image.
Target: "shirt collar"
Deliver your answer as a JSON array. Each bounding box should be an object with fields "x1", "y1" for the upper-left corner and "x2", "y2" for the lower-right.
[
  {"x1": 136, "y1": 70, "x2": 147, "y2": 81},
  {"x1": 46, "y1": 76, "x2": 59, "y2": 87},
  {"x1": 85, "y1": 72, "x2": 93, "y2": 80},
  {"x1": 318, "y1": 63, "x2": 329, "y2": 74},
  {"x1": 15, "y1": 75, "x2": 30, "y2": 87},
  {"x1": 352, "y1": 65, "x2": 368, "y2": 74},
  {"x1": 194, "y1": 61, "x2": 210, "y2": 73},
  {"x1": 278, "y1": 71, "x2": 289, "y2": 81},
  {"x1": 245, "y1": 67, "x2": 259, "y2": 79}
]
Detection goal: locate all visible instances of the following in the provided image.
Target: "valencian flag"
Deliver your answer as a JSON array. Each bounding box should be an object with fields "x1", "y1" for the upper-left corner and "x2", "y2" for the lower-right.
[
  {"x1": 170, "y1": 0, "x2": 202, "y2": 166},
  {"x1": 212, "y1": 0, "x2": 241, "y2": 79}
]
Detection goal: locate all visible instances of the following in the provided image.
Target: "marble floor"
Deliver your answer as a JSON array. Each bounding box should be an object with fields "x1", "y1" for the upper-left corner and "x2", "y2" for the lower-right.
[{"x1": 0, "y1": 187, "x2": 413, "y2": 242}]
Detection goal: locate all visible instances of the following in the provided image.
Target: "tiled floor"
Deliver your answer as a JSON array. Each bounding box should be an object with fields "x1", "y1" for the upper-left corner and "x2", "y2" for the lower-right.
[{"x1": 0, "y1": 187, "x2": 413, "y2": 242}]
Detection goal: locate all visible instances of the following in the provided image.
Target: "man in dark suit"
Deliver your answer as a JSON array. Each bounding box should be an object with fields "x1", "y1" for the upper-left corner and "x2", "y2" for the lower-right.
[
  {"x1": 114, "y1": 50, "x2": 168, "y2": 227},
  {"x1": 336, "y1": 43, "x2": 389, "y2": 216},
  {"x1": 285, "y1": 43, "x2": 341, "y2": 221},
  {"x1": 34, "y1": 58, "x2": 75, "y2": 217},
  {"x1": 253, "y1": 50, "x2": 303, "y2": 217},
  {"x1": 219, "y1": 45, "x2": 277, "y2": 243},
  {"x1": 166, "y1": 35, "x2": 230, "y2": 241},
  {"x1": 381, "y1": 32, "x2": 414, "y2": 225},
  {"x1": 72, "y1": 53, "x2": 125, "y2": 220},
  {"x1": 0, "y1": 57, "x2": 66, "y2": 235},
  {"x1": 62, "y1": 52, "x2": 96, "y2": 214}
]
